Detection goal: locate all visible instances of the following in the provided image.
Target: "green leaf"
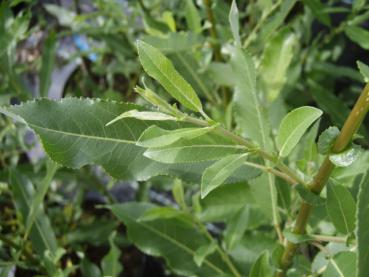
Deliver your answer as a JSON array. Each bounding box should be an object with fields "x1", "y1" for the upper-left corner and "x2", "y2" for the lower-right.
[
  {"x1": 283, "y1": 230, "x2": 313, "y2": 244},
  {"x1": 25, "y1": 159, "x2": 59, "y2": 240},
  {"x1": 323, "y1": 251, "x2": 356, "y2": 277},
  {"x1": 143, "y1": 135, "x2": 246, "y2": 164},
  {"x1": 249, "y1": 251, "x2": 273, "y2": 277},
  {"x1": 137, "y1": 125, "x2": 216, "y2": 148},
  {"x1": 229, "y1": 0, "x2": 241, "y2": 46},
  {"x1": 39, "y1": 33, "x2": 56, "y2": 97},
  {"x1": 201, "y1": 154, "x2": 249, "y2": 198},
  {"x1": 185, "y1": 0, "x2": 202, "y2": 34},
  {"x1": 194, "y1": 242, "x2": 217, "y2": 267},
  {"x1": 199, "y1": 183, "x2": 257, "y2": 222},
  {"x1": 326, "y1": 183, "x2": 356, "y2": 234},
  {"x1": 137, "y1": 40, "x2": 203, "y2": 114},
  {"x1": 295, "y1": 184, "x2": 326, "y2": 206},
  {"x1": 110, "y1": 202, "x2": 234, "y2": 276},
  {"x1": 138, "y1": 207, "x2": 193, "y2": 225},
  {"x1": 0, "y1": 98, "x2": 216, "y2": 182},
  {"x1": 318, "y1": 126, "x2": 340, "y2": 155},
  {"x1": 353, "y1": 0, "x2": 366, "y2": 11},
  {"x1": 101, "y1": 232, "x2": 123, "y2": 277},
  {"x1": 345, "y1": 26, "x2": 369, "y2": 50},
  {"x1": 9, "y1": 170, "x2": 58, "y2": 256},
  {"x1": 277, "y1": 106, "x2": 323, "y2": 157},
  {"x1": 172, "y1": 179, "x2": 188, "y2": 211},
  {"x1": 329, "y1": 146, "x2": 361, "y2": 167},
  {"x1": 81, "y1": 258, "x2": 101, "y2": 277},
  {"x1": 357, "y1": 61, "x2": 369, "y2": 82},
  {"x1": 106, "y1": 110, "x2": 177, "y2": 126},
  {"x1": 356, "y1": 174, "x2": 369, "y2": 277},
  {"x1": 260, "y1": 29, "x2": 297, "y2": 102},
  {"x1": 303, "y1": 0, "x2": 331, "y2": 26}
]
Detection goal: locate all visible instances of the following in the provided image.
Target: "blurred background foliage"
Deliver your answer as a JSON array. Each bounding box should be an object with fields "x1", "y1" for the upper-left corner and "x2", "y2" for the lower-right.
[{"x1": 0, "y1": 0, "x2": 368, "y2": 276}]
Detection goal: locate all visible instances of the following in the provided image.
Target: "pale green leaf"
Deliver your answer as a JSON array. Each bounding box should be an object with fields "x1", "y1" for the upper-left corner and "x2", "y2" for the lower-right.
[
  {"x1": 143, "y1": 135, "x2": 246, "y2": 164},
  {"x1": 110, "y1": 202, "x2": 234, "y2": 276},
  {"x1": 329, "y1": 146, "x2": 361, "y2": 167},
  {"x1": 356, "y1": 173, "x2": 369, "y2": 277},
  {"x1": 9, "y1": 170, "x2": 58, "y2": 256},
  {"x1": 201, "y1": 154, "x2": 249, "y2": 198},
  {"x1": 249, "y1": 251, "x2": 273, "y2": 277},
  {"x1": 260, "y1": 29, "x2": 297, "y2": 102},
  {"x1": 229, "y1": 0, "x2": 241, "y2": 46},
  {"x1": 357, "y1": 61, "x2": 369, "y2": 82},
  {"x1": 326, "y1": 183, "x2": 356, "y2": 234},
  {"x1": 101, "y1": 232, "x2": 123, "y2": 277},
  {"x1": 323, "y1": 251, "x2": 356, "y2": 277},
  {"x1": 277, "y1": 106, "x2": 323, "y2": 157},
  {"x1": 185, "y1": 0, "x2": 202, "y2": 34},
  {"x1": 345, "y1": 26, "x2": 369, "y2": 50},
  {"x1": 172, "y1": 179, "x2": 188, "y2": 211},
  {"x1": 137, "y1": 40, "x2": 203, "y2": 113},
  {"x1": 106, "y1": 110, "x2": 177, "y2": 126},
  {"x1": 283, "y1": 231, "x2": 313, "y2": 244},
  {"x1": 137, "y1": 125, "x2": 216, "y2": 148},
  {"x1": 138, "y1": 207, "x2": 193, "y2": 225}
]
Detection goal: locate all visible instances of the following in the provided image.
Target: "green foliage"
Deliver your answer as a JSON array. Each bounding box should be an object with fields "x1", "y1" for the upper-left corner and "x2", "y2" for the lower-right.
[{"x1": 1, "y1": 0, "x2": 369, "y2": 275}]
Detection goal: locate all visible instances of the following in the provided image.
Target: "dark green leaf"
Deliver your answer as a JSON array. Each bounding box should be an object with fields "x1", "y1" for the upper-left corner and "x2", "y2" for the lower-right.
[
  {"x1": 39, "y1": 33, "x2": 56, "y2": 97},
  {"x1": 317, "y1": 126, "x2": 340, "y2": 155},
  {"x1": 357, "y1": 61, "x2": 369, "y2": 82},
  {"x1": 345, "y1": 26, "x2": 369, "y2": 49},
  {"x1": 101, "y1": 232, "x2": 123, "y2": 277},
  {"x1": 249, "y1": 251, "x2": 273, "y2": 277},
  {"x1": 295, "y1": 184, "x2": 326, "y2": 206},
  {"x1": 283, "y1": 230, "x2": 313, "y2": 243}
]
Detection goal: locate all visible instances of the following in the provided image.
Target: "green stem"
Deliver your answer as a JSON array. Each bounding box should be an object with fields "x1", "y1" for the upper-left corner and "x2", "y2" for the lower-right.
[
  {"x1": 278, "y1": 83, "x2": 369, "y2": 276},
  {"x1": 311, "y1": 234, "x2": 348, "y2": 244}
]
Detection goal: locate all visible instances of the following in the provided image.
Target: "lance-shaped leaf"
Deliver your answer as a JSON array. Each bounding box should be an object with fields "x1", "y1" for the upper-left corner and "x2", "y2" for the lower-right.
[
  {"x1": 106, "y1": 110, "x2": 177, "y2": 126},
  {"x1": 201, "y1": 154, "x2": 249, "y2": 198},
  {"x1": 229, "y1": 0, "x2": 241, "y2": 46},
  {"x1": 137, "y1": 40, "x2": 203, "y2": 114},
  {"x1": 356, "y1": 174, "x2": 369, "y2": 277},
  {"x1": 277, "y1": 106, "x2": 323, "y2": 157},
  {"x1": 0, "y1": 98, "x2": 207, "y2": 182},
  {"x1": 110, "y1": 202, "x2": 235, "y2": 276},
  {"x1": 137, "y1": 125, "x2": 216, "y2": 148},
  {"x1": 39, "y1": 33, "x2": 57, "y2": 97},
  {"x1": 9, "y1": 170, "x2": 58, "y2": 256},
  {"x1": 185, "y1": 0, "x2": 202, "y2": 34},
  {"x1": 326, "y1": 182, "x2": 356, "y2": 234},
  {"x1": 101, "y1": 232, "x2": 123, "y2": 277},
  {"x1": 144, "y1": 135, "x2": 246, "y2": 164}
]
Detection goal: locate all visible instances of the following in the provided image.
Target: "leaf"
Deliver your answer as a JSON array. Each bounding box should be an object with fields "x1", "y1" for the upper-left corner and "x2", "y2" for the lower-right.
[
  {"x1": 25, "y1": 159, "x2": 59, "y2": 240},
  {"x1": 199, "y1": 183, "x2": 257, "y2": 222},
  {"x1": 329, "y1": 145, "x2": 361, "y2": 167},
  {"x1": 345, "y1": 26, "x2": 369, "y2": 50},
  {"x1": 353, "y1": 0, "x2": 366, "y2": 11},
  {"x1": 249, "y1": 251, "x2": 273, "y2": 277},
  {"x1": 201, "y1": 154, "x2": 250, "y2": 198},
  {"x1": 326, "y1": 183, "x2": 356, "y2": 234},
  {"x1": 185, "y1": 0, "x2": 202, "y2": 34},
  {"x1": 81, "y1": 258, "x2": 101, "y2": 277},
  {"x1": 356, "y1": 174, "x2": 369, "y2": 277},
  {"x1": 207, "y1": 62, "x2": 236, "y2": 87},
  {"x1": 172, "y1": 179, "x2": 188, "y2": 211},
  {"x1": 101, "y1": 232, "x2": 123, "y2": 277},
  {"x1": 143, "y1": 135, "x2": 246, "y2": 164},
  {"x1": 323, "y1": 251, "x2": 356, "y2": 277},
  {"x1": 137, "y1": 40, "x2": 203, "y2": 114},
  {"x1": 260, "y1": 29, "x2": 297, "y2": 102},
  {"x1": 9, "y1": 170, "x2": 58, "y2": 256},
  {"x1": 357, "y1": 61, "x2": 369, "y2": 82},
  {"x1": 194, "y1": 242, "x2": 217, "y2": 267},
  {"x1": 39, "y1": 33, "x2": 56, "y2": 97},
  {"x1": 317, "y1": 126, "x2": 340, "y2": 155},
  {"x1": 0, "y1": 98, "x2": 215, "y2": 182},
  {"x1": 142, "y1": 33, "x2": 203, "y2": 53},
  {"x1": 283, "y1": 230, "x2": 313, "y2": 244},
  {"x1": 106, "y1": 110, "x2": 177, "y2": 126},
  {"x1": 229, "y1": 0, "x2": 241, "y2": 46},
  {"x1": 138, "y1": 207, "x2": 193, "y2": 225},
  {"x1": 137, "y1": 125, "x2": 216, "y2": 148},
  {"x1": 295, "y1": 184, "x2": 326, "y2": 206},
  {"x1": 277, "y1": 106, "x2": 323, "y2": 157},
  {"x1": 110, "y1": 202, "x2": 234, "y2": 276},
  {"x1": 303, "y1": 0, "x2": 331, "y2": 26},
  {"x1": 135, "y1": 86, "x2": 178, "y2": 115}
]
